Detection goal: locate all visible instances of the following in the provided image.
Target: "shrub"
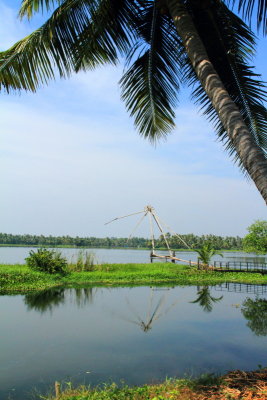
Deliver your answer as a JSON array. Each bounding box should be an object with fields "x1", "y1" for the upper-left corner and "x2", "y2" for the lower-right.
[{"x1": 25, "y1": 248, "x2": 67, "y2": 274}]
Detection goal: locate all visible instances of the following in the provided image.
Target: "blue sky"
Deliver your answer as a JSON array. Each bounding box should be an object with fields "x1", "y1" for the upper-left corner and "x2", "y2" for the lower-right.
[{"x1": 0, "y1": 0, "x2": 266, "y2": 238}]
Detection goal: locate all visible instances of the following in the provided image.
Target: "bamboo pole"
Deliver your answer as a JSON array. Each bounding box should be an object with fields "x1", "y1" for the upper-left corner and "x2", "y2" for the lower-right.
[
  {"x1": 148, "y1": 211, "x2": 156, "y2": 255},
  {"x1": 151, "y1": 253, "x2": 213, "y2": 269},
  {"x1": 151, "y1": 211, "x2": 173, "y2": 258},
  {"x1": 55, "y1": 381, "x2": 61, "y2": 399}
]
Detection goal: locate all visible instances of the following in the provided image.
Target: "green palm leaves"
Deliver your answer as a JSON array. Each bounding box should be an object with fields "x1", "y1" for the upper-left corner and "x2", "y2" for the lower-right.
[
  {"x1": 0, "y1": 0, "x2": 136, "y2": 92},
  {"x1": 1, "y1": 0, "x2": 267, "y2": 194},
  {"x1": 19, "y1": 0, "x2": 64, "y2": 19},
  {"x1": 120, "y1": 3, "x2": 181, "y2": 139},
  {"x1": 195, "y1": 243, "x2": 223, "y2": 268}
]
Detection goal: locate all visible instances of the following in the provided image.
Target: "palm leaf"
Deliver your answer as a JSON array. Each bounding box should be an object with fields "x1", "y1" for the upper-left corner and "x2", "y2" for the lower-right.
[
  {"x1": 74, "y1": 0, "x2": 137, "y2": 72},
  {"x1": 229, "y1": 0, "x2": 267, "y2": 33},
  {"x1": 0, "y1": 0, "x2": 134, "y2": 92},
  {"x1": 182, "y1": 0, "x2": 267, "y2": 172},
  {"x1": 120, "y1": 2, "x2": 181, "y2": 140},
  {"x1": 19, "y1": 0, "x2": 63, "y2": 19}
]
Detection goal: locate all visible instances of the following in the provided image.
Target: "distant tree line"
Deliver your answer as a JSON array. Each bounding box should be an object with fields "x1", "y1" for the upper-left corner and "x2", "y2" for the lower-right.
[{"x1": 0, "y1": 232, "x2": 243, "y2": 250}]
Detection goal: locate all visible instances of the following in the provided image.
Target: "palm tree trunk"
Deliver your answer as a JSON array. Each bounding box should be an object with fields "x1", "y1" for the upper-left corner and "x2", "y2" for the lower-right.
[{"x1": 165, "y1": 0, "x2": 267, "y2": 204}]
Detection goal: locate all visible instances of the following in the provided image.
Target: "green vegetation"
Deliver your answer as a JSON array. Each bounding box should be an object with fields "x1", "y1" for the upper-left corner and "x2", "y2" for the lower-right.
[
  {"x1": 43, "y1": 378, "x2": 209, "y2": 400},
  {"x1": 68, "y1": 250, "x2": 97, "y2": 272},
  {"x1": 26, "y1": 248, "x2": 68, "y2": 274},
  {"x1": 1, "y1": 263, "x2": 267, "y2": 294},
  {"x1": 0, "y1": 232, "x2": 243, "y2": 250},
  {"x1": 243, "y1": 220, "x2": 267, "y2": 254},
  {"x1": 42, "y1": 368, "x2": 267, "y2": 400},
  {"x1": 195, "y1": 243, "x2": 223, "y2": 268}
]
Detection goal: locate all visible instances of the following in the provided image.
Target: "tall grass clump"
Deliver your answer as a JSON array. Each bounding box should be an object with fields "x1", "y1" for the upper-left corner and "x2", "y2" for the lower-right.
[
  {"x1": 68, "y1": 250, "x2": 97, "y2": 272},
  {"x1": 25, "y1": 248, "x2": 67, "y2": 274}
]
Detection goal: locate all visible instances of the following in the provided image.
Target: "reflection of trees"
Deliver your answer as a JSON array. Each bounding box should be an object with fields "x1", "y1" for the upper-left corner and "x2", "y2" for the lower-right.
[
  {"x1": 241, "y1": 297, "x2": 267, "y2": 336},
  {"x1": 70, "y1": 288, "x2": 96, "y2": 308},
  {"x1": 24, "y1": 287, "x2": 97, "y2": 314},
  {"x1": 24, "y1": 288, "x2": 65, "y2": 313},
  {"x1": 190, "y1": 286, "x2": 223, "y2": 312}
]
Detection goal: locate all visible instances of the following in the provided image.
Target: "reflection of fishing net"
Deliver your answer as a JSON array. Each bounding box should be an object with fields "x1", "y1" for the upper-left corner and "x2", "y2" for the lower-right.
[{"x1": 104, "y1": 288, "x2": 180, "y2": 333}]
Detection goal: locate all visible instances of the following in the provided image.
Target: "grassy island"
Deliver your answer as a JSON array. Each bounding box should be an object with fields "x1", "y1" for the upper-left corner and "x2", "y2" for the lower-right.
[{"x1": 1, "y1": 263, "x2": 267, "y2": 294}]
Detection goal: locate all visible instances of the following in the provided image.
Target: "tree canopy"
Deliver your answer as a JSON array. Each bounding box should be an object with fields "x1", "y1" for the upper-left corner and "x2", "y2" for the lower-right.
[{"x1": 243, "y1": 220, "x2": 267, "y2": 254}]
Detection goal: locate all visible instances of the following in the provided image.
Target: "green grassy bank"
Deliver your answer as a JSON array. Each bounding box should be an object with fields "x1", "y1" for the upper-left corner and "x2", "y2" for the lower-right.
[
  {"x1": 1, "y1": 263, "x2": 267, "y2": 294},
  {"x1": 44, "y1": 368, "x2": 267, "y2": 400}
]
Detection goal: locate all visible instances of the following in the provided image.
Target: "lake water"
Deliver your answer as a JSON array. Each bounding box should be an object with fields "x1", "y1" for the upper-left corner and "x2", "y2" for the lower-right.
[
  {"x1": 1, "y1": 284, "x2": 267, "y2": 399},
  {"x1": 0, "y1": 246, "x2": 266, "y2": 265}
]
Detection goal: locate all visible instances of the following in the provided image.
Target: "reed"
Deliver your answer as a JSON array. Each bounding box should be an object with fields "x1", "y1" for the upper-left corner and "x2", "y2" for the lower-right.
[{"x1": 68, "y1": 250, "x2": 97, "y2": 272}]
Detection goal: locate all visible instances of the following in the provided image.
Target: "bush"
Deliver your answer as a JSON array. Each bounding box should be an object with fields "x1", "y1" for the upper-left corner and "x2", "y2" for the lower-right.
[{"x1": 25, "y1": 248, "x2": 67, "y2": 274}]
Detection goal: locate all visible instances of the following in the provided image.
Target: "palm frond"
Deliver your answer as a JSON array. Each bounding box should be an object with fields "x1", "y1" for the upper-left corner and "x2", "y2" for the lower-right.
[
  {"x1": 19, "y1": 0, "x2": 63, "y2": 19},
  {"x1": 182, "y1": 0, "x2": 267, "y2": 173},
  {"x1": 229, "y1": 0, "x2": 267, "y2": 33},
  {"x1": 0, "y1": 0, "x2": 134, "y2": 92},
  {"x1": 74, "y1": 0, "x2": 136, "y2": 72},
  {"x1": 120, "y1": 2, "x2": 181, "y2": 141}
]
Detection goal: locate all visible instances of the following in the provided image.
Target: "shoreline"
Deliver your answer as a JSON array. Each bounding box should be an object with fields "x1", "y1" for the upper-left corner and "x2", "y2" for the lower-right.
[{"x1": 43, "y1": 368, "x2": 267, "y2": 400}]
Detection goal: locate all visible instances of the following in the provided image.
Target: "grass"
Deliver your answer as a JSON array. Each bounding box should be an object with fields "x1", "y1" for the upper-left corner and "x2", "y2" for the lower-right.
[
  {"x1": 1, "y1": 263, "x2": 267, "y2": 294},
  {"x1": 43, "y1": 368, "x2": 267, "y2": 400}
]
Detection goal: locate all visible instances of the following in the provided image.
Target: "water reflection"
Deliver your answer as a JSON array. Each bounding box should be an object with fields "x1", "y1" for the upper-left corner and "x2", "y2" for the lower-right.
[
  {"x1": 213, "y1": 283, "x2": 267, "y2": 336},
  {"x1": 23, "y1": 284, "x2": 267, "y2": 338},
  {"x1": 70, "y1": 287, "x2": 98, "y2": 308},
  {"x1": 105, "y1": 287, "x2": 180, "y2": 333},
  {"x1": 2, "y1": 283, "x2": 267, "y2": 400},
  {"x1": 241, "y1": 298, "x2": 267, "y2": 336},
  {"x1": 214, "y1": 282, "x2": 267, "y2": 296},
  {"x1": 24, "y1": 287, "x2": 97, "y2": 313},
  {"x1": 24, "y1": 288, "x2": 65, "y2": 313},
  {"x1": 190, "y1": 286, "x2": 223, "y2": 312}
]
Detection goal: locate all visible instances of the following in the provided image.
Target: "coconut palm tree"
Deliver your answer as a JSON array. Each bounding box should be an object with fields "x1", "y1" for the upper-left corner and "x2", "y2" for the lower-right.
[
  {"x1": 1, "y1": 0, "x2": 267, "y2": 201},
  {"x1": 195, "y1": 242, "x2": 223, "y2": 269}
]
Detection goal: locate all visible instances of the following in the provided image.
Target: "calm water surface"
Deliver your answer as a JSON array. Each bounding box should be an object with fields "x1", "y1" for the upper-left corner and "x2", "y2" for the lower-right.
[
  {"x1": 1, "y1": 284, "x2": 267, "y2": 399},
  {"x1": 0, "y1": 246, "x2": 266, "y2": 264}
]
